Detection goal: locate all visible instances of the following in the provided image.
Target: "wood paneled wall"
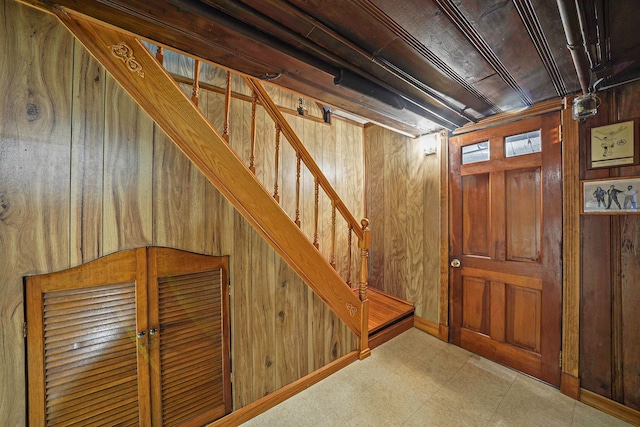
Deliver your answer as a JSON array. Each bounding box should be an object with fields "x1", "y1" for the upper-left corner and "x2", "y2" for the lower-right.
[
  {"x1": 579, "y1": 80, "x2": 640, "y2": 412},
  {"x1": 364, "y1": 126, "x2": 442, "y2": 323},
  {"x1": 0, "y1": 2, "x2": 361, "y2": 424}
]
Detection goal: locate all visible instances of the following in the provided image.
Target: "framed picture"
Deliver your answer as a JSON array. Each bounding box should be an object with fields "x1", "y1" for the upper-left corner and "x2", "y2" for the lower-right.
[
  {"x1": 582, "y1": 177, "x2": 640, "y2": 214},
  {"x1": 587, "y1": 119, "x2": 639, "y2": 169}
]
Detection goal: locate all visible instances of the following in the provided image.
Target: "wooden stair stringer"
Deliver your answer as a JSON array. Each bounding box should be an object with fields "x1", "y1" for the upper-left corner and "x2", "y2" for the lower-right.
[{"x1": 46, "y1": 6, "x2": 364, "y2": 335}]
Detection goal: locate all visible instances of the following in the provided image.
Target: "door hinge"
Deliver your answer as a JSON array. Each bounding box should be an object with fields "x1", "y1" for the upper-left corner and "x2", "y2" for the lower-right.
[
  {"x1": 23, "y1": 322, "x2": 28, "y2": 338},
  {"x1": 559, "y1": 350, "x2": 562, "y2": 369}
]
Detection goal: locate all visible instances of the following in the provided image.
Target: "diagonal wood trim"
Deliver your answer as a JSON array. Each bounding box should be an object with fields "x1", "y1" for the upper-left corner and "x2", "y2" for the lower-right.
[
  {"x1": 435, "y1": 0, "x2": 533, "y2": 107},
  {"x1": 512, "y1": 0, "x2": 567, "y2": 96},
  {"x1": 43, "y1": 6, "x2": 363, "y2": 334}
]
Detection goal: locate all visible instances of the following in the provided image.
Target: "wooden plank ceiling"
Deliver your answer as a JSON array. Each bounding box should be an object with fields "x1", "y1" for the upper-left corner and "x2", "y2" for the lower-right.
[{"x1": 30, "y1": 0, "x2": 640, "y2": 136}]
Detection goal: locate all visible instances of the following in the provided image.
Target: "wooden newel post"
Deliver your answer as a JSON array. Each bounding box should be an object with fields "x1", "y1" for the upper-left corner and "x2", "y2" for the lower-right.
[
  {"x1": 358, "y1": 218, "x2": 371, "y2": 360},
  {"x1": 358, "y1": 218, "x2": 370, "y2": 302}
]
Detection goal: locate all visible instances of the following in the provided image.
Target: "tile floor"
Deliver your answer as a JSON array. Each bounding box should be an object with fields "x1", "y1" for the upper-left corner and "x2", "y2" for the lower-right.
[{"x1": 240, "y1": 328, "x2": 632, "y2": 427}]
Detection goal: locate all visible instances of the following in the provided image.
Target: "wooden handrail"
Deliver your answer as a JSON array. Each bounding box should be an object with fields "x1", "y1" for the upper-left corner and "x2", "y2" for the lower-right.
[
  {"x1": 243, "y1": 77, "x2": 365, "y2": 242},
  {"x1": 51, "y1": 9, "x2": 364, "y2": 335}
]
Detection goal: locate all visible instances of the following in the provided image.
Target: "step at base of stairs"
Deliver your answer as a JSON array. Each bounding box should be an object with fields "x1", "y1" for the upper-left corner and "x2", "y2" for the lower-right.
[{"x1": 358, "y1": 288, "x2": 415, "y2": 350}]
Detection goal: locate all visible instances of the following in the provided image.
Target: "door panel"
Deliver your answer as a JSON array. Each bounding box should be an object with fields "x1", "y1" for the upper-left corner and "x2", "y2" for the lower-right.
[
  {"x1": 505, "y1": 168, "x2": 541, "y2": 262},
  {"x1": 449, "y1": 113, "x2": 562, "y2": 386},
  {"x1": 462, "y1": 174, "x2": 490, "y2": 256},
  {"x1": 461, "y1": 276, "x2": 490, "y2": 334}
]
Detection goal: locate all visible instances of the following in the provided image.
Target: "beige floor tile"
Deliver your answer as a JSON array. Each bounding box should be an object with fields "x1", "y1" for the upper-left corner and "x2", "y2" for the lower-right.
[
  {"x1": 571, "y1": 402, "x2": 634, "y2": 427},
  {"x1": 487, "y1": 374, "x2": 575, "y2": 427},
  {"x1": 239, "y1": 329, "x2": 632, "y2": 427},
  {"x1": 311, "y1": 411, "x2": 345, "y2": 427},
  {"x1": 404, "y1": 398, "x2": 490, "y2": 427},
  {"x1": 430, "y1": 355, "x2": 516, "y2": 425}
]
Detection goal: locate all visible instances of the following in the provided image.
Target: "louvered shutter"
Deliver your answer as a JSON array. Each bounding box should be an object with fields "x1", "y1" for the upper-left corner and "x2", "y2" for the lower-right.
[
  {"x1": 26, "y1": 249, "x2": 150, "y2": 426},
  {"x1": 26, "y1": 247, "x2": 230, "y2": 426},
  {"x1": 148, "y1": 248, "x2": 231, "y2": 427}
]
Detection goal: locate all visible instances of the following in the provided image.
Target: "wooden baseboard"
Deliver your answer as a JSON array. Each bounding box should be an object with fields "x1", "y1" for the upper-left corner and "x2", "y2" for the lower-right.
[
  {"x1": 414, "y1": 316, "x2": 449, "y2": 342},
  {"x1": 580, "y1": 388, "x2": 640, "y2": 426},
  {"x1": 560, "y1": 372, "x2": 580, "y2": 399},
  {"x1": 413, "y1": 316, "x2": 438, "y2": 337},
  {"x1": 438, "y1": 324, "x2": 449, "y2": 342},
  {"x1": 210, "y1": 350, "x2": 359, "y2": 426}
]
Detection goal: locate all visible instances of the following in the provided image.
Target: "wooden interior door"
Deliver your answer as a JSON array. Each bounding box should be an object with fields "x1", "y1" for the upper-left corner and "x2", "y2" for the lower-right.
[{"x1": 449, "y1": 113, "x2": 562, "y2": 386}]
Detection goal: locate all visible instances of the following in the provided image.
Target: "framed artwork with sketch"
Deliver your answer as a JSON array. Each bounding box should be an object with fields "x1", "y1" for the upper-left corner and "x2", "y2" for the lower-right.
[
  {"x1": 583, "y1": 177, "x2": 640, "y2": 214},
  {"x1": 587, "y1": 119, "x2": 639, "y2": 169}
]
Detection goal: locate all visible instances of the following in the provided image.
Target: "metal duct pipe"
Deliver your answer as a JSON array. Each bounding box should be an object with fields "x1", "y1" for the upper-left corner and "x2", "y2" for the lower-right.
[
  {"x1": 556, "y1": 0, "x2": 591, "y2": 94},
  {"x1": 334, "y1": 70, "x2": 406, "y2": 110}
]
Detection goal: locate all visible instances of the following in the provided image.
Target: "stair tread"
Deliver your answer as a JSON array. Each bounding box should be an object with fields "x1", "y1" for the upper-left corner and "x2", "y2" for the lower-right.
[{"x1": 353, "y1": 288, "x2": 414, "y2": 334}]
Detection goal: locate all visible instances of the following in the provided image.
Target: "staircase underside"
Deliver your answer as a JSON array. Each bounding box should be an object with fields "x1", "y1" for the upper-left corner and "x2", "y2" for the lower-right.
[{"x1": 358, "y1": 288, "x2": 415, "y2": 349}]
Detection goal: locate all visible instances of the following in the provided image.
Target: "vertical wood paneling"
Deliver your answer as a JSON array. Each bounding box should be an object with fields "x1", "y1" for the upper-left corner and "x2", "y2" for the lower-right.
[
  {"x1": 0, "y1": 3, "x2": 73, "y2": 425},
  {"x1": 2, "y1": 8, "x2": 360, "y2": 422},
  {"x1": 423, "y1": 134, "x2": 441, "y2": 321},
  {"x1": 365, "y1": 126, "x2": 385, "y2": 290},
  {"x1": 406, "y1": 137, "x2": 425, "y2": 312},
  {"x1": 153, "y1": 125, "x2": 206, "y2": 252},
  {"x1": 621, "y1": 216, "x2": 640, "y2": 410},
  {"x1": 70, "y1": 40, "x2": 105, "y2": 266},
  {"x1": 384, "y1": 131, "x2": 407, "y2": 297},
  {"x1": 365, "y1": 125, "x2": 443, "y2": 323},
  {"x1": 102, "y1": 78, "x2": 153, "y2": 253},
  {"x1": 251, "y1": 227, "x2": 277, "y2": 398}
]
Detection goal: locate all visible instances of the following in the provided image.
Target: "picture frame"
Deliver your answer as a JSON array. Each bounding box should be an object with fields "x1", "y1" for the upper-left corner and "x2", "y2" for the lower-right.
[
  {"x1": 582, "y1": 177, "x2": 640, "y2": 214},
  {"x1": 587, "y1": 119, "x2": 639, "y2": 169}
]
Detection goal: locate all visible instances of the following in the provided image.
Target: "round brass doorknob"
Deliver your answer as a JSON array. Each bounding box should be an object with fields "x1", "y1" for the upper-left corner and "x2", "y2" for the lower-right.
[{"x1": 450, "y1": 258, "x2": 461, "y2": 268}]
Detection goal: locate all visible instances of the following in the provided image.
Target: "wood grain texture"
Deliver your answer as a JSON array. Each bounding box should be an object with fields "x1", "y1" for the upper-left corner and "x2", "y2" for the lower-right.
[
  {"x1": 364, "y1": 125, "x2": 442, "y2": 323},
  {"x1": 384, "y1": 130, "x2": 407, "y2": 297},
  {"x1": 0, "y1": 2, "x2": 72, "y2": 424},
  {"x1": 406, "y1": 136, "x2": 425, "y2": 312},
  {"x1": 561, "y1": 99, "x2": 580, "y2": 380},
  {"x1": 153, "y1": 125, "x2": 206, "y2": 252},
  {"x1": 102, "y1": 77, "x2": 153, "y2": 253},
  {"x1": 365, "y1": 126, "x2": 385, "y2": 291},
  {"x1": 1, "y1": 4, "x2": 360, "y2": 420},
  {"x1": 70, "y1": 40, "x2": 105, "y2": 266},
  {"x1": 620, "y1": 216, "x2": 640, "y2": 410}
]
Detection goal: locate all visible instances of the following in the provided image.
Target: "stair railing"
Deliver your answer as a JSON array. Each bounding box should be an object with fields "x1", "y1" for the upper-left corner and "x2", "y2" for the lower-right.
[{"x1": 45, "y1": 4, "x2": 371, "y2": 358}]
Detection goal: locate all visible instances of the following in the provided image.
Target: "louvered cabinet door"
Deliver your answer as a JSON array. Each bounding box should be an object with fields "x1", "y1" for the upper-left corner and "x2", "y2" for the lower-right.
[
  {"x1": 26, "y1": 248, "x2": 151, "y2": 426},
  {"x1": 147, "y1": 248, "x2": 231, "y2": 427}
]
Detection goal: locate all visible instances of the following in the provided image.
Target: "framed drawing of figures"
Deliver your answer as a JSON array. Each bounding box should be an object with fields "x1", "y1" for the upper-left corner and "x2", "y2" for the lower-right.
[
  {"x1": 587, "y1": 119, "x2": 639, "y2": 169},
  {"x1": 583, "y1": 177, "x2": 640, "y2": 214}
]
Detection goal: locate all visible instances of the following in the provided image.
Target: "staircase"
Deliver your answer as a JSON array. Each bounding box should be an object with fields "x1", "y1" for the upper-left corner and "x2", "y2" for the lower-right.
[{"x1": 42, "y1": 5, "x2": 415, "y2": 357}]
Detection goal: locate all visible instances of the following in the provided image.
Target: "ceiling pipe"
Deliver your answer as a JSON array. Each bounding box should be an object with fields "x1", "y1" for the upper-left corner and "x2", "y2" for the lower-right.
[
  {"x1": 200, "y1": 0, "x2": 473, "y2": 127},
  {"x1": 556, "y1": 0, "x2": 591, "y2": 94}
]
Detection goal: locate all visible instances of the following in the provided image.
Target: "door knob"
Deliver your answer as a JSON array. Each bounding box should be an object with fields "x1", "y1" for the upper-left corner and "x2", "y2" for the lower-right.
[
  {"x1": 450, "y1": 258, "x2": 461, "y2": 268},
  {"x1": 149, "y1": 328, "x2": 158, "y2": 336},
  {"x1": 136, "y1": 331, "x2": 146, "y2": 339}
]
